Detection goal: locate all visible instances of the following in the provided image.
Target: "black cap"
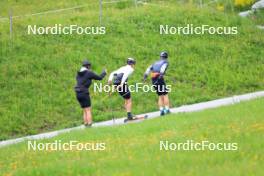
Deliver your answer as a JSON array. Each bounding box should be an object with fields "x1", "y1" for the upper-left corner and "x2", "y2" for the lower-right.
[
  {"x1": 82, "y1": 60, "x2": 91, "y2": 66},
  {"x1": 127, "y1": 58, "x2": 136, "y2": 65}
]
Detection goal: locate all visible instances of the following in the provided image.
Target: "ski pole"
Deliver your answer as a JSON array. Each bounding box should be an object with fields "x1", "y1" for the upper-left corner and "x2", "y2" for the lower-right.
[{"x1": 108, "y1": 89, "x2": 115, "y2": 125}]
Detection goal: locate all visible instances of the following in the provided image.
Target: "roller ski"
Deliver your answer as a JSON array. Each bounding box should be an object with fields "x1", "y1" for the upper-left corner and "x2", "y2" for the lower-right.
[{"x1": 124, "y1": 114, "x2": 148, "y2": 123}]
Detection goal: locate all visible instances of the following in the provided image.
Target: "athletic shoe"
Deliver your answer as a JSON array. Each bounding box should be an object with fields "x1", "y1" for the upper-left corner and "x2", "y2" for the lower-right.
[
  {"x1": 85, "y1": 123, "x2": 92, "y2": 128},
  {"x1": 124, "y1": 116, "x2": 136, "y2": 123},
  {"x1": 165, "y1": 109, "x2": 171, "y2": 114},
  {"x1": 127, "y1": 113, "x2": 134, "y2": 120},
  {"x1": 160, "y1": 110, "x2": 165, "y2": 116}
]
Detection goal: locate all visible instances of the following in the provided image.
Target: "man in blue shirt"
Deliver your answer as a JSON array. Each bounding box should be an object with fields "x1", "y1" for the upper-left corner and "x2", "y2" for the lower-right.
[{"x1": 143, "y1": 52, "x2": 170, "y2": 116}]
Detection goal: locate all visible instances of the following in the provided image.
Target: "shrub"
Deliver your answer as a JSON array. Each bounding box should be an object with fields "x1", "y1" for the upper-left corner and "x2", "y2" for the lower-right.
[{"x1": 234, "y1": 0, "x2": 255, "y2": 8}]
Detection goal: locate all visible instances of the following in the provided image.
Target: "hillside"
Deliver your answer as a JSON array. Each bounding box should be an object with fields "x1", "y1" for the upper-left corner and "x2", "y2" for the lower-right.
[
  {"x1": 0, "y1": 0, "x2": 263, "y2": 140},
  {"x1": 0, "y1": 98, "x2": 263, "y2": 175}
]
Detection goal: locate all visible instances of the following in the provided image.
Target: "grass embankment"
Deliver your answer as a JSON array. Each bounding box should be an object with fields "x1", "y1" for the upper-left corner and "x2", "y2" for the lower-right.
[
  {"x1": 252, "y1": 9, "x2": 264, "y2": 25},
  {"x1": 0, "y1": 1, "x2": 263, "y2": 140},
  {"x1": 0, "y1": 98, "x2": 263, "y2": 175},
  {"x1": 0, "y1": 0, "x2": 99, "y2": 17}
]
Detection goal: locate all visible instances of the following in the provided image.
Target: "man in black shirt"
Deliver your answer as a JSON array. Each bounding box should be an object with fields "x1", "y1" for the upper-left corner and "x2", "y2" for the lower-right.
[{"x1": 75, "y1": 60, "x2": 106, "y2": 127}]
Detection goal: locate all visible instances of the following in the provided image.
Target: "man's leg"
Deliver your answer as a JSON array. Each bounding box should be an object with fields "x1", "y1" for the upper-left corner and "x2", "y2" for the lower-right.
[
  {"x1": 125, "y1": 98, "x2": 133, "y2": 119},
  {"x1": 163, "y1": 94, "x2": 170, "y2": 114},
  {"x1": 84, "y1": 107, "x2": 92, "y2": 125},
  {"x1": 160, "y1": 78, "x2": 169, "y2": 114},
  {"x1": 83, "y1": 109, "x2": 88, "y2": 124},
  {"x1": 153, "y1": 77, "x2": 166, "y2": 116},
  {"x1": 159, "y1": 95, "x2": 165, "y2": 116},
  {"x1": 119, "y1": 83, "x2": 133, "y2": 120}
]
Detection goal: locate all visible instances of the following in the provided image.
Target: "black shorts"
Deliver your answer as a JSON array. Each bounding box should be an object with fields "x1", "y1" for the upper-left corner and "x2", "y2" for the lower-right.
[
  {"x1": 152, "y1": 77, "x2": 168, "y2": 96},
  {"x1": 114, "y1": 83, "x2": 131, "y2": 99},
  {"x1": 76, "y1": 92, "x2": 91, "y2": 108}
]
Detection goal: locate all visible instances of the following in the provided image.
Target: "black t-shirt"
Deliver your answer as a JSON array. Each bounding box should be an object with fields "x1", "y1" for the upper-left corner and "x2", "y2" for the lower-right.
[{"x1": 75, "y1": 69, "x2": 106, "y2": 93}]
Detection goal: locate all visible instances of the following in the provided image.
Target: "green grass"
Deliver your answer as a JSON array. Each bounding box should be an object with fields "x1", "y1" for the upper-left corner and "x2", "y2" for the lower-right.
[
  {"x1": 0, "y1": 98, "x2": 263, "y2": 175},
  {"x1": 0, "y1": 0, "x2": 99, "y2": 17},
  {"x1": 252, "y1": 9, "x2": 264, "y2": 25},
  {"x1": 0, "y1": 0, "x2": 263, "y2": 140}
]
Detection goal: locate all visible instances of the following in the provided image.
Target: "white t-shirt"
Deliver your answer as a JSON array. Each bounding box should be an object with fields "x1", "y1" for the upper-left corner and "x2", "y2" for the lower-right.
[{"x1": 108, "y1": 65, "x2": 134, "y2": 85}]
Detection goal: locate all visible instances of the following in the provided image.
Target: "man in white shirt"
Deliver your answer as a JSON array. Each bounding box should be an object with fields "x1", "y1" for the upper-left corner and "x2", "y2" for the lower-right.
[{"x1": 108, "y1": 58, "x2": 136, "y2": 121}]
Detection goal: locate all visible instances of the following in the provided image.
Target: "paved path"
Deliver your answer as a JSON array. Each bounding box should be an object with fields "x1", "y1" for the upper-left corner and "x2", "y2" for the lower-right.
[{"x1": 0, "y1": 91, "x2": 264, "y2": 148}]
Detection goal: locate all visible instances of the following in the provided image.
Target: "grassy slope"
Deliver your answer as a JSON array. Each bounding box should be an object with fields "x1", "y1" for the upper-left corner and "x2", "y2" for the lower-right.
[
  {"x1": 253, "y1": 9, "x2": 264, "y2": 25},
  {"x1": 0, "y1": 1, "x2": 264, "y2": 140},
  {"x1": 0, "y1": 98, "x2": 263, "y2": 175},
  {"x1": 0, "y1": 0, "x2": 99, "y2": 17}
]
